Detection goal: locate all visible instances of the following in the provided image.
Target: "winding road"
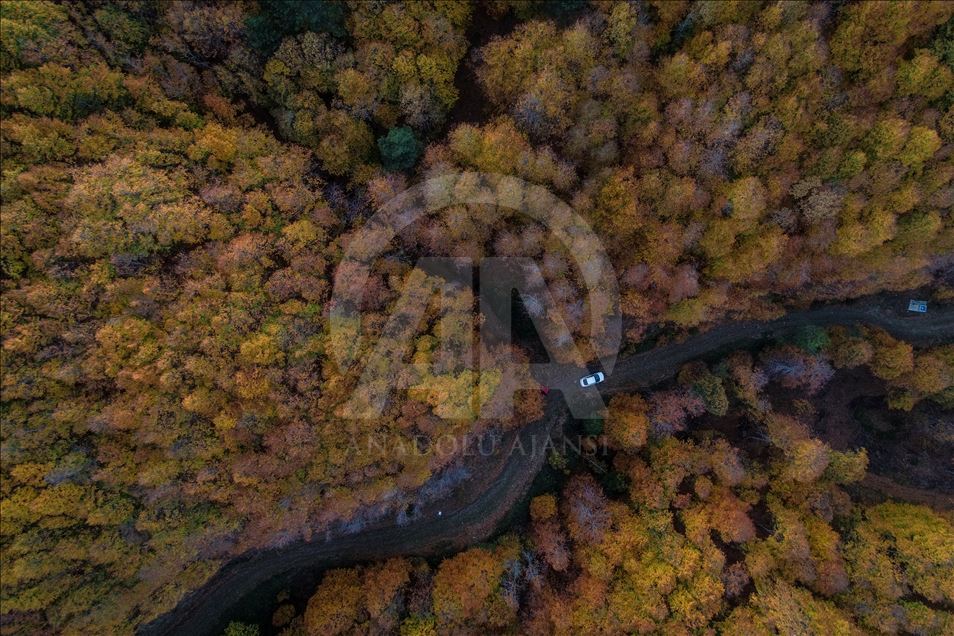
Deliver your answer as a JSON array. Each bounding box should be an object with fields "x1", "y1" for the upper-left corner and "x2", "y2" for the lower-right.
[{"x1": 141, "y1": 291, "x2": 953, "y2": 636}]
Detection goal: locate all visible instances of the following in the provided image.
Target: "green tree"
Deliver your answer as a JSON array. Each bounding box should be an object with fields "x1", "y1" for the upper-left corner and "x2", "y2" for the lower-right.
[
  {"x1": 245, "y1": 0, "x2": 347, "y2": 54},
  {"x1": 223, "y1": 622, "x2": 259, "y2": 636},
  {"x1": 792, "y1": 325, "x2": 830, "y2": 354},
  {"x1": 691, "y1": 372, "x2": 729, "y2": 417},
  {"x1": 378, "y1": 127, "x2": 422, "y2": 171}
]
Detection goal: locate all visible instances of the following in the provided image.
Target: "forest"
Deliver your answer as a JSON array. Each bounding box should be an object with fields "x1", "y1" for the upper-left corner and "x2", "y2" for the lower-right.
[
  {"x1": 0, "y1": 1, "x2": 952, "y2": 634},
  {"x1": 248, "y1": 327, "x2": 954, "y2": 636}
]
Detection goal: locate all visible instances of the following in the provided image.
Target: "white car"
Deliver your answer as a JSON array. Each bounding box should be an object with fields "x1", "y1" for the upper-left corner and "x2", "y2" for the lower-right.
[
  {"x1": 908, "y1": 299, "x2": 928, "y2": 313},
  {"x1": 579, "y1": 372, "x2": 605, "y2": 388}
]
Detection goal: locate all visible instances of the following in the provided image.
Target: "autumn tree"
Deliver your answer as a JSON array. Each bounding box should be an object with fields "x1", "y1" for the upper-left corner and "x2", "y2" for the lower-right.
[{"x1": 604, "y1": 394, "x2": 649, "y2": 450}]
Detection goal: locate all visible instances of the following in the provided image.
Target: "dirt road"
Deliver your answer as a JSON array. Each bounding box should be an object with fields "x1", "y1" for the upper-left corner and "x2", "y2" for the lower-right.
[
  {"x1": 141, "y1": 291, "x2": 953, "y2": 636},
  {"x1": 604, "y1": 291, "x2": 953, "y2": 391}
]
